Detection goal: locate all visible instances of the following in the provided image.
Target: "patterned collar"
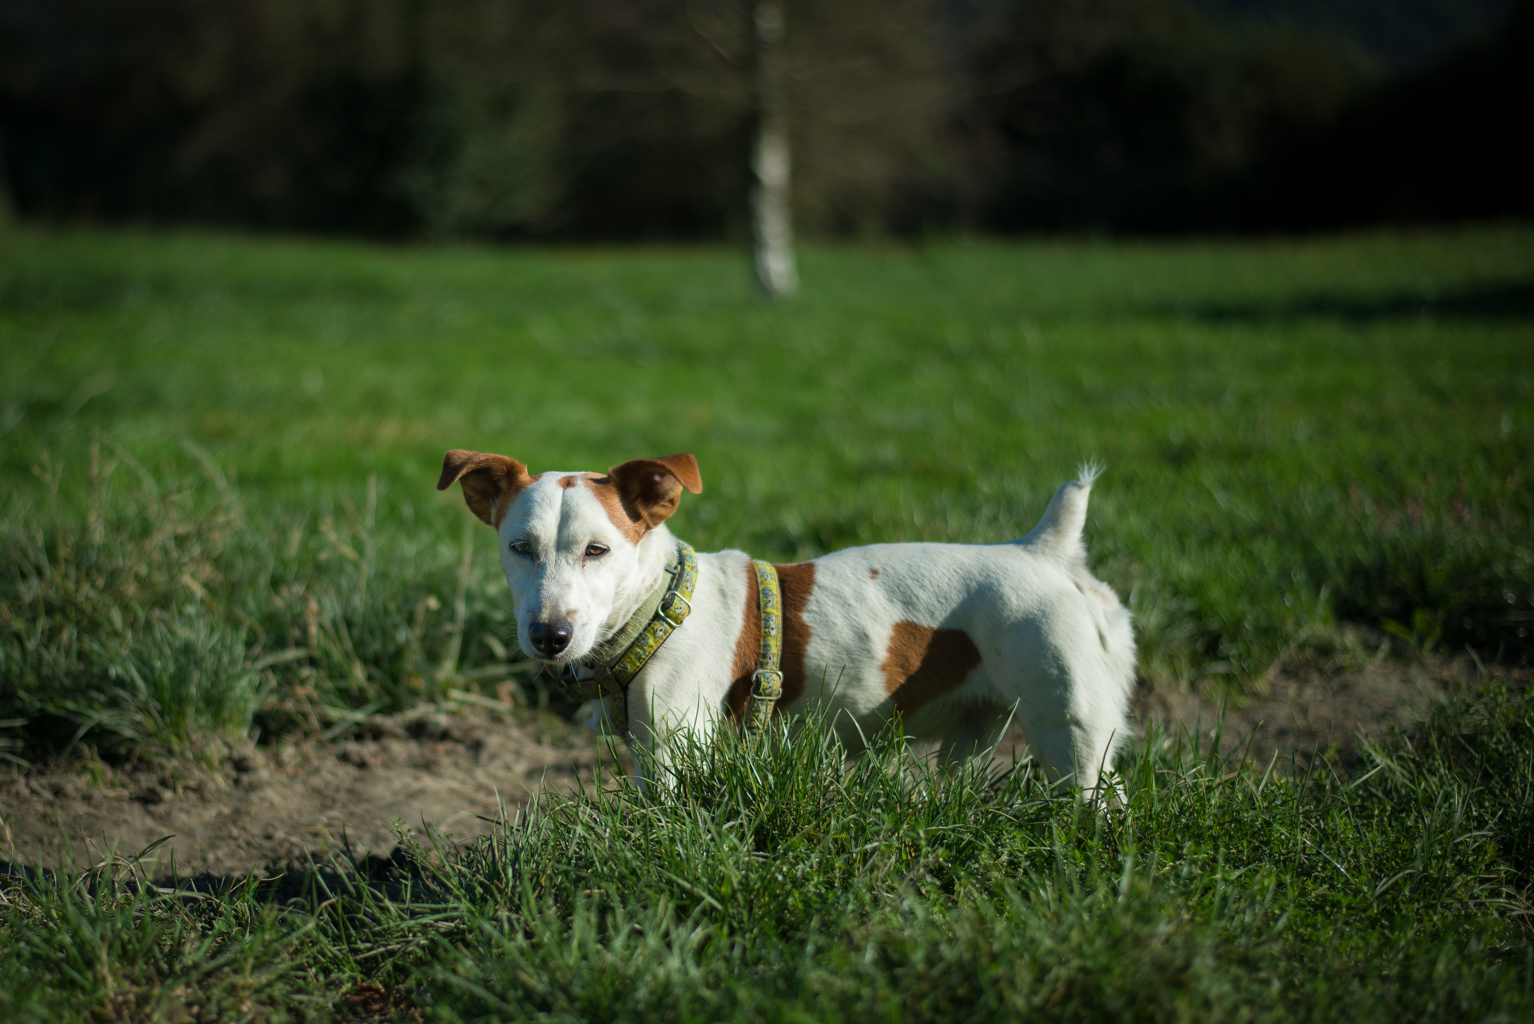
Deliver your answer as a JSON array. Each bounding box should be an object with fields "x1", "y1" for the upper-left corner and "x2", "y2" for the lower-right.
[
  {"x1": 555, "y1": 541, "x2": 698, "y2": 735},
  {"x1": 742, "y1": 561, "x2": 783, "y2": 738}
]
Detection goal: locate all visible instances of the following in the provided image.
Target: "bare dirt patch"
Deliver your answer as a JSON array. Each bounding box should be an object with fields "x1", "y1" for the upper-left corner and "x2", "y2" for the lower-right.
[
  {"x1": 2, "y1": 656, "x2": 1512, "y2": 878},
  {"x1": 978, "y1": 654, "x2": 1502, "y2": 777},
  {"x1": 1, "y1": 703, "x2": 618, "y2": 876},
  {"x1": 1133, "y1": 654, "x2": 1507, "y2": 769}
]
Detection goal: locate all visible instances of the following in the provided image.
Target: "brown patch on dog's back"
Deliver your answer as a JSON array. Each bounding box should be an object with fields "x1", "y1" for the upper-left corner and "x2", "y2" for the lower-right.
[
  {"x1": 881, "y1": 622, "x2": 982, "y2": 717},
  {"x1": 868, "y1": 568, "x2": 879, "y2": 579},
  {"x1": 725, "y1": 563, "x2": 761, "y2": 722},
  {"x1": 773, "y1": 562, "x2": 816, "y2": 707}
]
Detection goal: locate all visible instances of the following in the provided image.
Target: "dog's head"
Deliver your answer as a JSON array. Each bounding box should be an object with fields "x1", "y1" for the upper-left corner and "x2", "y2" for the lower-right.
[{"x1": 437, "y1": 450, "x2": 702, "y2": 664}]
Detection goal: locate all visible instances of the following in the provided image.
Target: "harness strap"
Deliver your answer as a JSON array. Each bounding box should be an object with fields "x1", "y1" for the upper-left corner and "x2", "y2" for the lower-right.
[
  {"x1": 556, "y1": 541, "x2": 698, "y2": 736},
  {"x1": 743, "y1": 560, "x2": 783, "y2": 738}
]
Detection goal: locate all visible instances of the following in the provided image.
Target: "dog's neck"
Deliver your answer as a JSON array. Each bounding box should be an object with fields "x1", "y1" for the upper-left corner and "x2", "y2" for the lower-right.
[{"x1": 598, "y1": 523, "x2": 679, "y2": 644}]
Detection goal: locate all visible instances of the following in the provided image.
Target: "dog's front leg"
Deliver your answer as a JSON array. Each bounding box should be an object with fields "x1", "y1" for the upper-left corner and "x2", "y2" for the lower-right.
[
  {"x1": 574, "y1": 695, "x2": 622, "y2": 737},
  {"x1": 623, "y1": 677, "x2": 729, "y2": 796},
  {"x1": 621, "y1": 697, "x2": 672, "y2": 796}
]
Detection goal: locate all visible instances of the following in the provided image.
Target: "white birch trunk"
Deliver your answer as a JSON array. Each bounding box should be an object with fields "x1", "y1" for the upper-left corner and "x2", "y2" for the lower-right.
[{"x1": 750, "y1": 0, "x2": 797, "y2": 299}]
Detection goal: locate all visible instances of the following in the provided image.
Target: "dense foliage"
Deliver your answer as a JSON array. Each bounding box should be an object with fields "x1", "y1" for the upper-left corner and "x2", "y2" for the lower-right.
[{"x1": 2, "y1": 0, "x2": 1526, "y2": 238}]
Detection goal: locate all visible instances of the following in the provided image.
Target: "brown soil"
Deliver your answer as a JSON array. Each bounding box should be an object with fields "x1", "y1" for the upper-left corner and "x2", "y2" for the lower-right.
[
  {"x1": 1, "y1": 701, "x2": 621, "y2": 877},
  {"x1": 963, "y1": 654, "x2": 1483, "y2": 780},
  {"x1": 0, "y1": 656, "x2": 1501, "y2": 877},
  {"x1": 1132, "y1": 654, "x2": 1491, "y2": 770}
]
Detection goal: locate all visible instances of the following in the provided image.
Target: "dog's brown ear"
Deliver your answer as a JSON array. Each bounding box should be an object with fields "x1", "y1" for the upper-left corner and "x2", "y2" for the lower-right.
[
  {"x1": 438, "y1": 450, "x2": 531, "y2": 527},
  {"x1": 608, "y1": 453, "x2": 703, "y2": 530}
]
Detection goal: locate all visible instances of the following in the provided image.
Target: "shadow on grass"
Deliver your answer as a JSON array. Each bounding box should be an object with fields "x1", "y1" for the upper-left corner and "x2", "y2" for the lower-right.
[
  {"x1": 1175, "y1": 279, "x2": 1534, "y2": 323},
  {"x1": 0, "y1": 842, "x2": 426, "y2": 905}
]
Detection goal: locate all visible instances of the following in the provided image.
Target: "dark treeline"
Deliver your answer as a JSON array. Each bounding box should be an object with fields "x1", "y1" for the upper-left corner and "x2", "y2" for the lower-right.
[
  {"x1": 0, "y1": 0, "x2": 1528, "y2": 239},
  {"x1": 1186, "y1": 0, "x2": 1515, "y2": 66}
]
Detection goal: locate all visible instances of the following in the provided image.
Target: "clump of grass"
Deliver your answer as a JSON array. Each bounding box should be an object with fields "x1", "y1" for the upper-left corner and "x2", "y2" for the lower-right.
[
  {"x1": 1300, "y1": 481, "x2": 1534, "y2": 660},
  {"x1": 1409, "y1": 681, "x2": 1534, "y2": 892},
  {"x1": 291, "y1": 687, "x2": 1532, "y2": 1022},
  {"x1": 0, "y1": 844, "x2": 319, "y2": 1023},
  {"x1": 0, "y1": 441, "x2": 528, "y2": 763},
  {"x1": 4, "y1": 683, "x2": 1531, "y2": 1021},
  {"x1": 52, "y1": 612, "x2": 264, "y2": 755}
]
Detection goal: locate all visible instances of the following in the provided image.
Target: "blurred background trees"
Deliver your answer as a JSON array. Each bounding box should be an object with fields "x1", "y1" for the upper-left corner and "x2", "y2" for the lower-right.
[
  {"x1": 0, "y1": 0, "x2": 1526, "y2": 240},
  {"x1": 956, "y1": 0, "x2": 1380, "y2": 232}
]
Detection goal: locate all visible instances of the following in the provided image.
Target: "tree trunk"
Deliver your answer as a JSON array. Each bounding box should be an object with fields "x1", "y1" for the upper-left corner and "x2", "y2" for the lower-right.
[{"x1": 750, "y1": 0, "x2": 797, "y2": 299}]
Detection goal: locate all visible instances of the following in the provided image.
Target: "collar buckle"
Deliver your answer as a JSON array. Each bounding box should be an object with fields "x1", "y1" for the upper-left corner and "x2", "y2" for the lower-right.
[
  {"x1": 751, "y1": 668, "x2": 784, "y2": 699},
  {"x1": 658, "y1": 589, "x2": 692, "y2": 628}
]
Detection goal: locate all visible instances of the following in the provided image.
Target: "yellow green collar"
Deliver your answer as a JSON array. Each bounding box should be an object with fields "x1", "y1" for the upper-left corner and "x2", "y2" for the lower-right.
[
  {"x1": 742, "y1": 561, "x2": 783, "y2": 738},
  {"x1": 555, "y1": 541, "x2": 698, "y2": 735}
]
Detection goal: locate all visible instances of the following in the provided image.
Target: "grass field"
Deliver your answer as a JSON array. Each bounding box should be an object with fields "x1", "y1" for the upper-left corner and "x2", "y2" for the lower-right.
[
  {"x1": 4, "y1": 692, "x2": 1533, "y2": 1021},
  {"x1": 3, "y1": 224, "x2": 1532, "y2": 754},
  {"x1": 1, "y1": 223, "x2": 1533, "y2": 1020}
]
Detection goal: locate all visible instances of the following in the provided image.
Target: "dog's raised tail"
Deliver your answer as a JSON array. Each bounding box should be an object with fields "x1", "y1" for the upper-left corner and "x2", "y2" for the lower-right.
[{"x1": 1016, "y1": 462, "x2": 1102, "y2": 566}]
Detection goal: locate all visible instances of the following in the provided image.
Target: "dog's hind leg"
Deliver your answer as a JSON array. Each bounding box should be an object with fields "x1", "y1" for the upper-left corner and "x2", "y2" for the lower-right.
[
  {"x1": 992, "y1": 624, "x2": 1128, "y2": 795},
  {"x1": 938, "y1": 703, "x2": 1008, "y2": 770},
  {"x1": 1011, "y1": 689, "x2": 1127, "y2": 795}
]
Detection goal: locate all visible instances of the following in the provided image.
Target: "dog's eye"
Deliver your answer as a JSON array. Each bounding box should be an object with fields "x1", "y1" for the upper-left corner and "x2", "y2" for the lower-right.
[
  {"x1": 584, "y1": 543, "x2": 609, "y2": 558},
  {"x1": 509, "y1": 540, "x2": 532, "y2": 556}
]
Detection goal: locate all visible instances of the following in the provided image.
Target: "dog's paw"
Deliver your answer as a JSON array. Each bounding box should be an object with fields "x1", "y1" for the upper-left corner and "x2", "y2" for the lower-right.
[{"x1": 576, "y1": 698, "x2": 615, "y2": 736}]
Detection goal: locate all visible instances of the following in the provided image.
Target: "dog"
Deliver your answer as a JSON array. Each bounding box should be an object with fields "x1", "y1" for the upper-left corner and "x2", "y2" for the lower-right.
[{"x1": 438, "y1": 450, "x2": 1135, "y2": 791}]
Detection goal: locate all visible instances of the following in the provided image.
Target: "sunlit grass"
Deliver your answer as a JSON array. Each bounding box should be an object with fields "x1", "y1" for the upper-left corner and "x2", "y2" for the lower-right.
[
  {"x1": 2, "y1": 224, "x2": 1531, "y2": 760},
  {"x1": 4, "y1": 687, "x2": 1531, "y2": 1021}
]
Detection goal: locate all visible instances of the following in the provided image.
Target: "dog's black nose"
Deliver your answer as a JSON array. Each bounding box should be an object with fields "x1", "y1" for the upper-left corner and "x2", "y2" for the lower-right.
[{"x1": 528, "y1": 619, "x2": 573, "y2": 658}]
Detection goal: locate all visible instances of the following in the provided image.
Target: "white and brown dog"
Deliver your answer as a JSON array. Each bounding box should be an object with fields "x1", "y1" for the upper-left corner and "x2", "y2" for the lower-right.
[{"x1": 438, "y1": 450, "x2": 1135, "y2": 790}]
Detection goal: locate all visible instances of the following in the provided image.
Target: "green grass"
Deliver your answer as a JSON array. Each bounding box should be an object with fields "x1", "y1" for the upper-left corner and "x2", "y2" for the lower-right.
[
  {"x1": 4, "y1": 685, "x2": 1532, "y2": 1022},
  {"x1": 2, "y1": 224, "x2": 1532, "y2": 757},
  {"x1": 2, "y1": 224, "x2": 1533, "y2": 757},
  {"x1": 0, "y1": 218, "x2": 1531, "y2": 1019}
]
